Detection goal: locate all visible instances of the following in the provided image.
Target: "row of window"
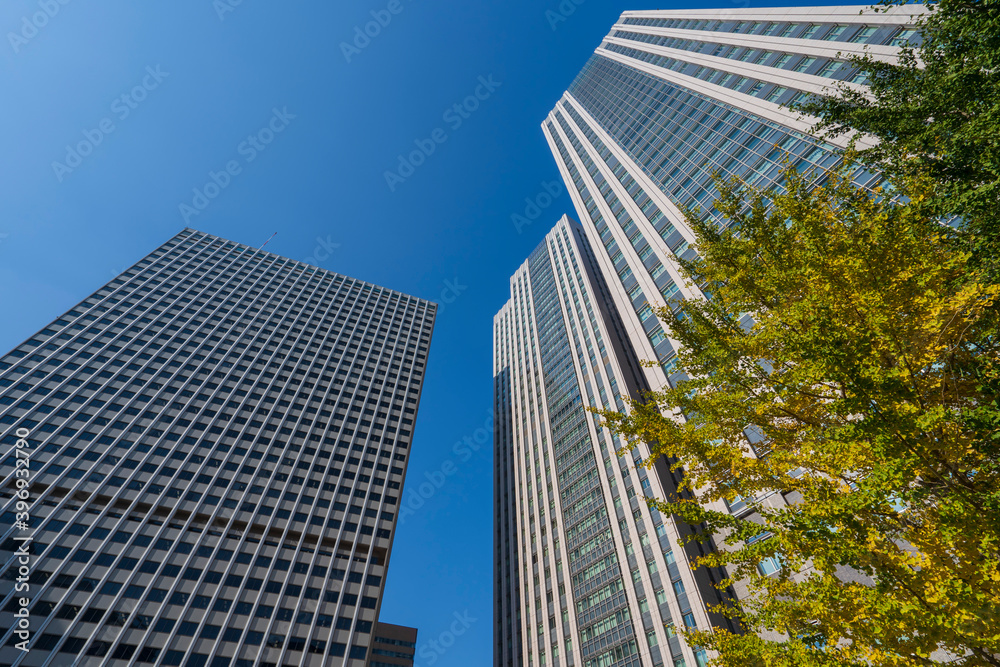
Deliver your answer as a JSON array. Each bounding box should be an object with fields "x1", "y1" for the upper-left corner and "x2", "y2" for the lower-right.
[
  {"x1": 30, "y1": 312, "x2": 429, "y2": 364},
  {"x1": 621, "y1": 16, "x2": 917, "y2": 48},
  {"x1": 16, "y1": 633, "x2": 370, "y2": 664},
  {"x1": 30, "y1": 440, "x2": 403, "y2": 497},
  {"x1": 5, "y1": 334, "x2": 427, "y2": 398},
  {"x1": 612, "y1": 30, "x2": 870, "y2": 84},
  {"x1": 130, "y1": 231, "x2": 432, "y2": 313}
]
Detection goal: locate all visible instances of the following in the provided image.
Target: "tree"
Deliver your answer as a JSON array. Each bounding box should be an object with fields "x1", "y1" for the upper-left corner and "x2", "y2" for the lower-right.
[
  {"x1": 800, "y1": 0, "x2": 1000, "y2": 282},
  {"x1": 598, "y1": 167, "x2": 1000, "y2": 666}
]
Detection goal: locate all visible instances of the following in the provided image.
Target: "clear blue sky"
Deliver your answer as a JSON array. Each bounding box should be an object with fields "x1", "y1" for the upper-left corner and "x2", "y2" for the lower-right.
[{"x1": 0, "y1": 0, "x2": 840, "y2": 662}]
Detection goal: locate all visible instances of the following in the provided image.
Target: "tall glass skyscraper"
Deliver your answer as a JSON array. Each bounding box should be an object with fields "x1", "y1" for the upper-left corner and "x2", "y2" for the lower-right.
[
  {"x1": 497, "y1": 5, "x2": 925, "y2": 667},
  {"x1": 543, "y1": 4, "x2": 923, "y2": 398},
  {"x1": 0, "y1": 228, "x2": 434, "y2": 667},
  {"x1": 494, "y1": 216, "x2": 731, "y2": 667}
]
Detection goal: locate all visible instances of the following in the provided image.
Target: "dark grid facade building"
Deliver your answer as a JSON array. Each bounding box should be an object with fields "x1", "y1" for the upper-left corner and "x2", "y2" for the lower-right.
[
  {"x1": 0, "y1": 228, "x2": 435, "y2": 666},
  {"x1": 369, "y1": 622, "x2": 417, "y2": 667}
]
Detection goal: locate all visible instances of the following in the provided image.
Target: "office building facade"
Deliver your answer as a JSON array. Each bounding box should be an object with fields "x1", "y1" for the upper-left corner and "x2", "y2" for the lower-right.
[
  {"x1": 495, "y1": 5, "x2": 925, "y2": 667},
  {"x1": 370, "y1": 622, "x2": 417, "y2": 667},
  {"x1": 494, "y1": 216, "x2": 731, "y2": 667},
  {"x1": 0, "y1": 228, "x2": 435, "y2": 666},
  {"x1": 542, "y1": 3, "x2": 922, "y2": 399}
]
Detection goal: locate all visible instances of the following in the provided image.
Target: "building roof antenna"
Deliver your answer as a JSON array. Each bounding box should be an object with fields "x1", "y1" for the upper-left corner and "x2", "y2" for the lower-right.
[{"x1": 259, "y1": 232, "x2": 277, "y2": 250}]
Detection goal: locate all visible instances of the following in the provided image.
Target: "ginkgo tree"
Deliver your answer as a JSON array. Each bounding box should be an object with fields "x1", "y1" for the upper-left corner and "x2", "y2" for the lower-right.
[
  {"x1": 597, "y1": 166, "x2": 1000, "y2": 666},
  {"x1": 801, "y1": 0, "x2": 1000, "y2": 283}
]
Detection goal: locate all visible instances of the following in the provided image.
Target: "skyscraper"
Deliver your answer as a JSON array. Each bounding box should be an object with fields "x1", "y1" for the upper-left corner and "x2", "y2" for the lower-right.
[
  {"x1": 494, "y1": 216, "x2": 730, "y2": 667},
  {"x1": 0, "y1": 228, "x2": 435, "y2": 667},
  {"x1": 496, "y1": 5, "x2": 925, "y2": 667},
  {"x1": 543, "y1": 4, "x2": 923, "y2": 398}
]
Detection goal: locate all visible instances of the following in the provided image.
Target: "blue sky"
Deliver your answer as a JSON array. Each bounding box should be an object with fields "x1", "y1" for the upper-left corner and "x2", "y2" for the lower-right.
[{"x1": 0, "y1": 0, "x2": 841, "y2": 663}]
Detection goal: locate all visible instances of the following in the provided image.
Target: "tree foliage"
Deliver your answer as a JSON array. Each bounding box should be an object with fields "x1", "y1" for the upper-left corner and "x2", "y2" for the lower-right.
[
  {"x1": 598, "y1": 167, "x2": 1000, "y2": 666},
  {"x1": 801, "y1": 0, "x2": 1000, "y2": 281}
]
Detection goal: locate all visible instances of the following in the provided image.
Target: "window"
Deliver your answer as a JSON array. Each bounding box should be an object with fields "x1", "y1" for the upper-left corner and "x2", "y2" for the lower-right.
[
  {"x1": 177, "y1": 621, "x2": 198, "y2": 636},
  {"x1": 725, "y1": 494, "x2": 748, "y2": 515},
  {"x1": 891, "y1": 28, "x2": 918, "y2": 47},
  {"x1": 817, "y1": 61, "x2": 842, "y2": 78},
  {"x1": 851, "y1": 26, "x2": 877, "y2": 43},
  {"x1": 766, "y1": 87, "x2": 788, "y2": 103},
  {"x1": 790, "y1": 91, "x2": 812, "y2": 106},
  {"x1": 793, "y1": 56, "x2": 817, "y2": 73},
  {"x1": 660, "y1": 282, "x2": 679, "y2": 300},
  {"x1": 823, "y1": 25, "x2": 848, "y2": 40},
  {"x1": 154, "y1": 618, "x2": 176, "y2": 633},
  {"x1": 758, "y1": 555, "x2": 783, "y2": 576}
]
